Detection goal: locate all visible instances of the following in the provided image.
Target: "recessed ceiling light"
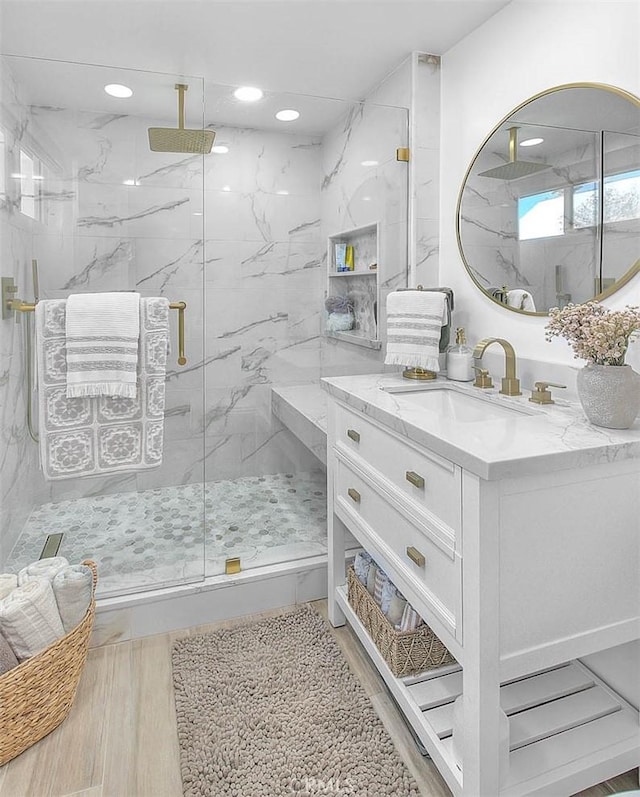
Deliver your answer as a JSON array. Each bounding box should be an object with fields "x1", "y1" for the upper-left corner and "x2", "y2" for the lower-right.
[
  {"x1": 362, "y1": 196, "x2": 372, "y2": 201},
  {"x1": 275, "y1": 109, "x2": 300, "y2": 122},
  {"x1": 212, "y1": 145, "x2": 229, "y2": 154},
  {"x1": 104, "y1": 84, "x2": 133, "y2": 99},
  {"x1": 234, "y1": 86, "x2": 263, "y2": 102},
  {"x1": 222, "y1": 185, "x2": 231, "y2": 192},
  {"x1": 276, "y1": 190, "x2": 289, "y2": 195},
  {"x1": 193, "y1": 211, "x2": 203, "y2": 216},
  {"x1": 520, "y1": 137, "x2": 544, "y2": 147},
  {"x1": 123, "y1": 179, "x2": 139, "y2": 186},
  {"x1": 361, "y1": 160, "x2": 378, "y2": 167}
]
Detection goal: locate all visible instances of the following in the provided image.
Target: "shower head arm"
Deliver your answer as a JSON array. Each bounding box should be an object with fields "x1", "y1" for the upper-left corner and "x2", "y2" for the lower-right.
[
  {"x1": 508, "y1": 126, "x2": 519, "y2": 164},
  {"x1": 175, "y1": 83, "x2": 188, "y2": 131}
]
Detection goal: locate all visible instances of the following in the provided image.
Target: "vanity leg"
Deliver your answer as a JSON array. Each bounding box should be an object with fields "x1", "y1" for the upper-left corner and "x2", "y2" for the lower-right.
[
  {"x1": 461, "y1": 475, "x2": 504, "y2": 796},
  {"x1": 328, "y1": 510, "x2": 346, "y2": 627}
]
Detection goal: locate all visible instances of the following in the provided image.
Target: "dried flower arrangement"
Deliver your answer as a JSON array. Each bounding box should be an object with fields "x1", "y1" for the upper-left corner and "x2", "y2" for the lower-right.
[{"x1": 545, "y1": 302, "x2": 640, "y2": 366}]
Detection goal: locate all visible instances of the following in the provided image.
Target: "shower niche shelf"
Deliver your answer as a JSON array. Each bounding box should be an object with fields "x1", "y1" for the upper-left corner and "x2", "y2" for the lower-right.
[{"x1": 325, "y1": 221, "x2": 379, "y2": 349}]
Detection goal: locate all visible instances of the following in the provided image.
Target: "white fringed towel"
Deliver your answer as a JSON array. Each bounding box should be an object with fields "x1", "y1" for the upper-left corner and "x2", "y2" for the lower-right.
[
  {"x1": 65, "y1": 292, "x2": 140, "y2": 398},
  {"x1": 18, "y1": 556, "x2": 69, "y2": 586},
  {"x1": 0, "y1": 632, "x2": 19, "y2": 674},
  {"x1": 0, "y1": 579, "x2": 65, "y2": 661},
  {"x1": 0, "y1": 573, "x2": 18, "y2": 600},
  {"x1": 52, "y1": 564, "x2": 93, "y2": 633},
  {"x1": 385, "y1": 290, "x2": 447, "y2": 371}
]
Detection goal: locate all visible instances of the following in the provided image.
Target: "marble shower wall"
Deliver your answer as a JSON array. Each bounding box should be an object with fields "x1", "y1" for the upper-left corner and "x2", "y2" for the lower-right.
[
  {"x1": 0, "y1": 64, "x2": 42, "y2": 562},
  {"x1": 320, "y1": 77, "x2": 409, "y2": 376}
]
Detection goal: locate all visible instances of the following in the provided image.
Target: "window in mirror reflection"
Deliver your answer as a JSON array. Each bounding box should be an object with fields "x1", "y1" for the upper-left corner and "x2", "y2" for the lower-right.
[
  {"x1": 518, "y1": 190, "x2": 564, "y2": 240},
  {"x1": 574, "y1": 169, "x2": 640, "y2": 228}
]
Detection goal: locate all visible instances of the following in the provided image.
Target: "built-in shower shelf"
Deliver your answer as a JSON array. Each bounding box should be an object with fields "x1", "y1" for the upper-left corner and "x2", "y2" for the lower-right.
[
  {"x1": 335, "y1": 585, "x2": 640, "y2": 797},
  {"x1": 325, "y1": 330, "x2": 381, "y2": 349}
]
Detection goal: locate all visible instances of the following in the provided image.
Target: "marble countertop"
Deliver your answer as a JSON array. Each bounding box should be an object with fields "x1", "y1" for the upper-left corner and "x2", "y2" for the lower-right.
[{"x1": 321, "y1": 373, "x2": 640, "y2": 480}]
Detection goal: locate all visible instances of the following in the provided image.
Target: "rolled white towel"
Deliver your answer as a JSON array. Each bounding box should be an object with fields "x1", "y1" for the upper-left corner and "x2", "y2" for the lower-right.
[
  {"x1": 0, "y1": 631, "x2": 19, "y2": 674},
  {"x1": 52, "y1": 564, "x2": 93, "y2": 633},
  {"x1": 18, "y1": 556, "x2": 69, "y2": 586},
  {"x1": 0, "y1": 573, "x2": 18, "y2": 600},
  {"x1": 0, "y1": 579, "x2": 65, "y2": 661}
]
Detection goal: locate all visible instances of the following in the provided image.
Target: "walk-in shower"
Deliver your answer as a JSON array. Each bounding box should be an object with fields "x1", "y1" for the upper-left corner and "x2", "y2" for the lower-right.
[{"x1": 0, "y1": 54, "x2": 408, "y2": 602}]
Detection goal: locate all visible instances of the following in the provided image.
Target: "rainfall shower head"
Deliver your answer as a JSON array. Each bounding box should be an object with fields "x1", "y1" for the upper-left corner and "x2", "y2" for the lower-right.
[
  {"x1": 478, "y1": 126, "x2": 551, "y2": 180},
  {"x1": 148, "y1": 84, "x2": 215, "y2": 154}
]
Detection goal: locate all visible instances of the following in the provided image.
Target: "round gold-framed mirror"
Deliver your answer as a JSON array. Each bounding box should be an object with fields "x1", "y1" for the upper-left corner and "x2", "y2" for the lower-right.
[{"x1": 456, "y1": 82, "x2": 640, "y2": 316}]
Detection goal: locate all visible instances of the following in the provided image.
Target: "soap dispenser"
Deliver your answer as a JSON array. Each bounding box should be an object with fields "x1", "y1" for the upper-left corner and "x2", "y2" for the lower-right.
[{"x1": 447, "y1": 327, "x2": 474, "y2": 382}]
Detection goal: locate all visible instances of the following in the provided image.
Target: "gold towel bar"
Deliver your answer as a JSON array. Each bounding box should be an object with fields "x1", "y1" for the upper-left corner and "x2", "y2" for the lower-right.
[{"x1": 8, "y1": 299, "x2": 188, "y2": 367}]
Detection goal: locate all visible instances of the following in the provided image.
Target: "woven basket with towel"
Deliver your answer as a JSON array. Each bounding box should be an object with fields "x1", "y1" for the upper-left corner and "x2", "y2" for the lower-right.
[{"x1": 0, "y1": 560, "x2": 97, "y2": 765}]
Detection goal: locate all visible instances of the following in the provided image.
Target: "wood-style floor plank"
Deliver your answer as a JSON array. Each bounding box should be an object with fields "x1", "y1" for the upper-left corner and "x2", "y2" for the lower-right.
[{"x1": 1, "y1": 600, "x2": 637, "y2": 797}]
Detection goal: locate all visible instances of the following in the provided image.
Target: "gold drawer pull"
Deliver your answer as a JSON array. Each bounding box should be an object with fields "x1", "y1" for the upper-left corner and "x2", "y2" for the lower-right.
[
  {"x1": 406, "y1": 546, "x2": 426, "y2": 567},
  {"x1": 405, "y1": 471, "x2": 425, "y2": 489},
  {"x1": 347, "y1": 429, "x2": 360, "y2": 443},
  {"x1": 347, "y1": 488, "x2": 361, "y2": 503}
]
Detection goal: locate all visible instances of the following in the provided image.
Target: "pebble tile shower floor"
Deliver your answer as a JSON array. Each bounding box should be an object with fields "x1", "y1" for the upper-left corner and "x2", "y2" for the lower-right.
[{"x1": 6, "y1": 471, "x2": 327, "y2": 596}]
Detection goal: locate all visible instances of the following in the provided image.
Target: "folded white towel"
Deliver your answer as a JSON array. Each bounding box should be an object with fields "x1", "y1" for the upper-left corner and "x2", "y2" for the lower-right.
[
  {"x1": 52, "y1": 564, "x2": 93, "y2": 632},
  {"x1": 387, "y1": 592, "x2": 407, "y2": 627},
  {"x1": 0, "y1": 573, "x2": 18, "y2": 600},
  {"x1": 385, "y1": 290, "x2": 447, "y2": 371},
  {"x1": 380, "y1": 579, "x2": 398, "y2": 616},
  {"x1": 366, "y1": 563, "x2": 378, "y2": 596},
  {"x1": 374, "y1": 568, "x2": 388, "y2": 607},
  {"x1": 65, "y1": 291, "x2": 140, "y2": 398},
  {"x1": 507, "y1": 289, "x2": 536, "y2": 312},
  {"x1": 18, "y1": 556, "x2": 69, "y2": 586},
  {"x1": 0, "y1": 579, "x2": 65, "y2": 661}
]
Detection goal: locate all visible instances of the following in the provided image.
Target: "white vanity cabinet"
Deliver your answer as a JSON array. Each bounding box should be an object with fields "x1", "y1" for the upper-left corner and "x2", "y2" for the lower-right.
[{"x1": 325, "y1": 377, "x2": 640, "y2": 797}]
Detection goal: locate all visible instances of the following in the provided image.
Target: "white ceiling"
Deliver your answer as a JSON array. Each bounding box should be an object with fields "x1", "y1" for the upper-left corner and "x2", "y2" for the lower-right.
[{"x1": 0, "y1": 0, "x2": 512, "y2": 104}]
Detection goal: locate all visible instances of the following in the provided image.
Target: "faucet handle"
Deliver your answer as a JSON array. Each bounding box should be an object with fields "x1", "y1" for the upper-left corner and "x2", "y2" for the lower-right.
[
  {"x1": 473, "y1": 366, "x2": 493, "y2": 389},
  {"x1": 529, "y1": 381, "x2": 566, "y2": 405}
]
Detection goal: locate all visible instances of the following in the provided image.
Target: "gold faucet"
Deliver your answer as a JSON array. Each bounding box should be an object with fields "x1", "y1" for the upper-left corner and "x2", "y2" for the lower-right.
[{"x1": 472, "y1": 338, "x2": 522, "y2": 396}]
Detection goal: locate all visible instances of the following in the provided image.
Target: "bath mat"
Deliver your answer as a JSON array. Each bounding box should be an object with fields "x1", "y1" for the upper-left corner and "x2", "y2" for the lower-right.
[{"x1": 172, "y1": 606, "x2": 420, "y2": 796}]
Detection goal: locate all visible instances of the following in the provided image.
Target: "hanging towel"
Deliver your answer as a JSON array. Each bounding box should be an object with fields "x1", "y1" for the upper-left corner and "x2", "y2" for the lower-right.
[
  {"x1": 52, "y1": 564, "x2": 93, "y2": 633},
  {"x1": 0, "y1": 573, "x2": 18, "y2": 600},
  {"x1": 0, "y1": 579, "x2": 65, "y2": 661},
  {"x1": 507, "y1": 289, "x2": 536, "y2": 312},
  {"x1": 18, "y1": 556, "x2": 69, "y2": 586},
  {"x1": 385, "y1": 290, "x2": 447, "y2": 371},
  {"x1": 0, "y1": 631, "x2": 19, "y2": 674},
  {"x1": 65, "y1": 292, "x2": 140, "y2": 399},
  {"x1": 36, "y1": 298, "x2": 169, "y2": 480}
]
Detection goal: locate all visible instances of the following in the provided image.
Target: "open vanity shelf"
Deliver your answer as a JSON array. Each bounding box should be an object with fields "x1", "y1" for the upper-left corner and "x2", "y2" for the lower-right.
[
  {"x1": 325, "y1": 377, "x2": 640, "y2": 797},
  {"x1": 325, "y1": 222, "x2": 380, "y2": 349},
  {"x1": 336, "y1": 587, "x2": 638, "y2": 797}
]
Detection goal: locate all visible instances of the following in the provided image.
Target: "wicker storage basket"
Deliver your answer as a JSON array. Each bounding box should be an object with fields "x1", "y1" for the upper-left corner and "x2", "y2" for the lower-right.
[
  {"x1": 347, "y1": 566, "x2": 455, "y2": 677},
  {"x1": 0, "y1": 559, "x2": 97, "y2": 765}
]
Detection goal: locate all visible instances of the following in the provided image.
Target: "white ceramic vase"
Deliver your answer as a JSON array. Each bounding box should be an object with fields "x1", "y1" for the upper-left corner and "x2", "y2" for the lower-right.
[{"x1": 576, "y1": 364, "x2": 640, "y2": 429}]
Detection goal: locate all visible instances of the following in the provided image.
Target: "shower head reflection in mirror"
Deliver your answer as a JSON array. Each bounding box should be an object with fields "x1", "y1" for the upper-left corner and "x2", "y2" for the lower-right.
[{"x1": 456, "y1": 83, "x2": 640, "y2": 315}]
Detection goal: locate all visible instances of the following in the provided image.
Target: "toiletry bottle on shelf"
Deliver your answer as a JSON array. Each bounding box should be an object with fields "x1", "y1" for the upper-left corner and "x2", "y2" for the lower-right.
[{"x1": 446, "y1": 327, "x2": 474, "y2": 382}]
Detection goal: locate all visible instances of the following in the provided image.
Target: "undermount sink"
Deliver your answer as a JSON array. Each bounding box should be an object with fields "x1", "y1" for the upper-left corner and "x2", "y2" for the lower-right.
[{"x1": 385, "y1": 386, "x2": 536, "y2": 423}]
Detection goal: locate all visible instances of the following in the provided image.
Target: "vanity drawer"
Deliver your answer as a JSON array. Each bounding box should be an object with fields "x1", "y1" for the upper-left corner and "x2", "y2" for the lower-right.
[
  {"x1": 335, "y1": 402, "x2": 462, "y2": 536},
  {"x1": 335, "y1": 457, "x2": 461, "y2": 637}
]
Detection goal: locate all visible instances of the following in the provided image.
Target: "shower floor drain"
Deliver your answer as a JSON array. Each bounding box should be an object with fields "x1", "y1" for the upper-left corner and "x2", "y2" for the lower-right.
[{"x1": 39, "y1": 533, "x2": 63, "y2": 559}]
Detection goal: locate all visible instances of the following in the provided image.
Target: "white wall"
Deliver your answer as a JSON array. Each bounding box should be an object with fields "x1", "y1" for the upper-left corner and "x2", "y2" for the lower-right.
[{"x1": 440, "y1": 0, "x2": 640, "y2": 365}]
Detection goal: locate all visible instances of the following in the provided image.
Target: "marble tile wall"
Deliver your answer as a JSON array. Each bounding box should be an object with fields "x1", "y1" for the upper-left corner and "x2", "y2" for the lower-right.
[
  {"x1": 320, "y1": 82, "x2": 409, "y2": 376},
  {"x1": 0, "y1": 64, "x2": 42, "y2": 562}
]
